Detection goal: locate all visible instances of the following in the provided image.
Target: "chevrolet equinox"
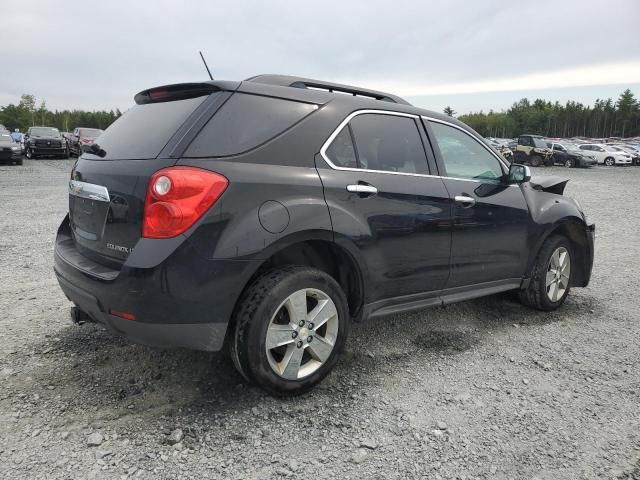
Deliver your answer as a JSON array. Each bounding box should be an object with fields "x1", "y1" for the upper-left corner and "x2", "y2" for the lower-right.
[{"x1": 54, "y1": 75, "x2": 595, "y2": 395}]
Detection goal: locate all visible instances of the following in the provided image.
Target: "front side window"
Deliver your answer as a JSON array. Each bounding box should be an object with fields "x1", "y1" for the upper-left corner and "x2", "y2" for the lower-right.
[
  {"x1": 429, "y1": 121, "x2": 505, "y2": 181},
  {"x1": 324, "y1": 113, "x2": 428, "y2": 174}
]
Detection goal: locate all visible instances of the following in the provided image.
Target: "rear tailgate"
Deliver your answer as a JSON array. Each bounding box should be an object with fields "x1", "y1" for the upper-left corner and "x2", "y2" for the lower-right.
[{"x1": 67, "y1": 83, "x2": 230, "y2": 268}]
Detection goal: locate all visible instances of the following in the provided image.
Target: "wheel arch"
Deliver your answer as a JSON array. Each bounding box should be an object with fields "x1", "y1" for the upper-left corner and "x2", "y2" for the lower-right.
[
  {"x1": 527, "y1": 217, "x2": 592, "y2": 288},
  {"x1": 225, "y1": 232, "x2": 368, "y2": 346}
]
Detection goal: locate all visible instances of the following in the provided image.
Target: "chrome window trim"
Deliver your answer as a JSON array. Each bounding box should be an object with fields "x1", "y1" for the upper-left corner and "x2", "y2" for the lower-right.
[
  {"x1": 319, "y1": 109, "x2": 517, "y2": 186},
  {"x1": 69, "y1": 180, "x2": 110, "y2": 202}
]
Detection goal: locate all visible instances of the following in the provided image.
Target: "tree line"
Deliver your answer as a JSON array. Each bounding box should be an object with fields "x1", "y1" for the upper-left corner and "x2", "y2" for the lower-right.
[
  {"x1": 449, "y1": 89, "x2": 640, "y2": 139},
  {"x1": 0, "y1": 94, "x2": 121, "y2": 133}
]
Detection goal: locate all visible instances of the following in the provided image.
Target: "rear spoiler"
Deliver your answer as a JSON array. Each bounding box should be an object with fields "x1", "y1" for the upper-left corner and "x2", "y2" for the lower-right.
[{"x1": 134, "y1": 83, "x2": 223, "y2": 105}]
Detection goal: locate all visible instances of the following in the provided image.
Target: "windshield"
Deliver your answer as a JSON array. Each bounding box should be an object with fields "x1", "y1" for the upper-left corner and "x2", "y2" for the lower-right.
[
  {"x1": 30, "y1": 127, "x2": 61, "y2": 138},
  {"x1": 532, "y1": 137, "x2": 547, "y2": 148},
  {"x1": 0, "y1": 134, "x2": 13, "y2": 142},
  {"x1": 79, "y1": 129, "x2": 102, "y2": 138},
  {"x1": 560, "y1": 143, "x2": 580, "y2": 151}
]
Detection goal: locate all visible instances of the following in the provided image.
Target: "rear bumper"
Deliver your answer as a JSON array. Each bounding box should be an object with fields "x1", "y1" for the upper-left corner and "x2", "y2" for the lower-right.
[
  {"x1": 54, "y1": 216, "x2": 258, "y2": 351},
  {"x1": 57, "y1": 274, "x2": 228, "y2": 350}
]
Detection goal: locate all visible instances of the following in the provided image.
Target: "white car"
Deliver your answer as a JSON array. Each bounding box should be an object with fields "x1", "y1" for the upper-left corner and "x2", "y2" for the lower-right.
[{"x1": 577, "y1": 143, "x2": 633, "y2": 166}]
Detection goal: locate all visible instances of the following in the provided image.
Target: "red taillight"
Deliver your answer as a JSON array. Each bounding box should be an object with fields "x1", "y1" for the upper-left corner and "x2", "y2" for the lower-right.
[{"x1": 142, "y1": 166, "x2": 228, "y2": 239}]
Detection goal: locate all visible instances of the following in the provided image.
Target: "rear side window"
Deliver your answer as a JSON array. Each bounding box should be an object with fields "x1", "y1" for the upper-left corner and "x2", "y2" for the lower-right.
[
  {"x1": 184, "y1": 93, "x2": 317, "y2": 157},
  {"x1": 85, "y1": 95, "x2": 208, "y2": 160},
  {"x1": 324, "y1": 113, "x2": 428, "y2": 174}
]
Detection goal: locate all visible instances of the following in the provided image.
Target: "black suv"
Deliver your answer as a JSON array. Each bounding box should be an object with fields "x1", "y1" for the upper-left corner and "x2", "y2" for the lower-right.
[
  {"x1": 55, "y1": 75, "x2": 595, "y2": 395},
  {"x1": 25, "y1": 126, "x2": 68, "y2": 159}
]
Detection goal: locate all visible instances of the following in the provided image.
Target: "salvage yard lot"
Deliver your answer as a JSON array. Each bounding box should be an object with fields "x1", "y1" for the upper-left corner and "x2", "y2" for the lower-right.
[{"x1": 0, "y1": 159, "x2": 639, "y2": 479}]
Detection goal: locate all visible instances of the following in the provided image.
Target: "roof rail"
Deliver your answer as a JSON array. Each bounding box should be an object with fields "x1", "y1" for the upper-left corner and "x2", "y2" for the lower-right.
[{"x1": 245, "y1": 74, "x2": 412, "y2": 106}]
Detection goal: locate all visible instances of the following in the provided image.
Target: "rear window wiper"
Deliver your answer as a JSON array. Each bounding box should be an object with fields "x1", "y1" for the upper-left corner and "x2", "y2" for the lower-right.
[{"x1": 83, "y1": 143, "x2": 107, "y2": 158}]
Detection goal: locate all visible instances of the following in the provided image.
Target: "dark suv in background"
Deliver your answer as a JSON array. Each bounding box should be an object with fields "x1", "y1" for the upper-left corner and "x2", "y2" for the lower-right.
[
  {"x1": 55, "y1": 75, "x2": 595, "y2": 395},
  {"x1": 25, "y1": 126, "x2": 68, "y2": 159}
]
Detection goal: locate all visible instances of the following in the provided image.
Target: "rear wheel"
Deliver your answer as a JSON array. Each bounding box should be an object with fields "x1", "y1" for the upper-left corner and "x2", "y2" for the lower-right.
[
  {"x1": 604, "y1": 157, "x2": 615, "y2": 167},
  {"x1": 530, "y1": 155, "x2": 543, "y2": 167},
  {"x1": 519, "y1": 234, "x2": 573, "y2": 311},
  {"x1": 230, "y1": 266, "x2": 349, "y2": 396},
  {"x1": 564, "y1": 158, "x2": 575, "y2": 168}
]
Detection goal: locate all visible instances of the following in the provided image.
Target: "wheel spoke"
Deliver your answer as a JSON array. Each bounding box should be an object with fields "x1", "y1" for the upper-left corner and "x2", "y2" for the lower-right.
[
  {"x1": 307, "y1": 299, "x2": 337, "y2": 330},
  {"x1": 558, "y1": 251, "x2": 567, "y2": 270},
  {"x1": 266, "y1": 323, "x2": 295, "y2": 350},
  {"x1": 285, "y1": 290, "x2": 308, "y2": 323},
  {"x1": 551, "y1": 250, "x2": 560, "y2": 269},
  {"x1": 308, "y1": 334, "x2": 334, "y2": 363},
  {"x1": 280, "y1": 344, "x2": 305, "y2": 380},
  {"x1": 548, "y1": 282, "x2": 558, "y2": 302},
  {"x1": 546, "y1": 270, "x2": 556, "y2": 287}
]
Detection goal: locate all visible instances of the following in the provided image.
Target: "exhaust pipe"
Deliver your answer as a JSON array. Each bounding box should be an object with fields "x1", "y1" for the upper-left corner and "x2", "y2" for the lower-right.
[{"x1": 70, "y1": 306, "x2": 92, "y2": 325}]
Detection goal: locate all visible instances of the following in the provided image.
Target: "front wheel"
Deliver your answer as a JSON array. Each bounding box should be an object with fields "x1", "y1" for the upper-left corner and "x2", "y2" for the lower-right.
[
  {"x1": 230, "y1": 266, "x2": 349, "y2": 396},
  {"x1": 564, "y1": 158, "x2": 575, "y2": 168},
  {"x1": 519, "y1": 234, "x2": 573, "y2": 311},
  {"x1": 604, "y1": 157, "x2": 615, "y2": 167},
  {"x1": 25, "y1": 148, "x2": 33, "y2": 159}
]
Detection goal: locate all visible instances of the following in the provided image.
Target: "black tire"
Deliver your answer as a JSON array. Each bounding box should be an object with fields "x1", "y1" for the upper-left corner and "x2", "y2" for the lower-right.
[
  {"x1": 530, "y1": 155, "x2": 542, "y2": 167},
  {"x1": 519, "y1": 234, "x2": 573, "y2": 311},
  {"x1": 230, "y1": 266, "x2": 349, "y2": 396},
  {"x1": 25, "y1": 148, "x2": 33, "y2": 159},
  {"x1": 15, "y1": 158, "x2": 23, "y2": 166},
  {"x1": 564, "y1": 158, "x2": 575, "y2": 168},
  {"x1": 604, "y1": 157, "x2": 615, "y2": 167}
]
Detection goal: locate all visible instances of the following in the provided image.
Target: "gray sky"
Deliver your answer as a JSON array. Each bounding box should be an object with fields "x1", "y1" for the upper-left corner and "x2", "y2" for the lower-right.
[{"x1": 1, "y1": 0, "x2": 639, "y2": 115}]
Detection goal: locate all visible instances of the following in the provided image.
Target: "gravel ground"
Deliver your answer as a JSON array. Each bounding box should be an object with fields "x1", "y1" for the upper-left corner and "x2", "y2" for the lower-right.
[{"x1": 0, "y1": 159, "x2": 639, "y2": 480}]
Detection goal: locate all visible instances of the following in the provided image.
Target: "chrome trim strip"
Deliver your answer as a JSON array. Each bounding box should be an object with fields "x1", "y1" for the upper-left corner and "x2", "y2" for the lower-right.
[
  {"x1": 69, "y1": 180, "x2": 110, "y2": 202},
  {"x1": 318, "y1": 109, "x2": 517, "y2": 187}
]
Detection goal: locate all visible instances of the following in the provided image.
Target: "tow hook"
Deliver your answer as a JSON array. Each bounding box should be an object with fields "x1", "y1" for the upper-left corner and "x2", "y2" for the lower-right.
[{"x1": 70, "y1": 306, "x2": 92, "y2": 325}]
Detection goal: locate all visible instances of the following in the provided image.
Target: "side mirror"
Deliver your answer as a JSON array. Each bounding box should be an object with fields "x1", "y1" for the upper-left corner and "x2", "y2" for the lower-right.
[{"x1": 508, "y1": 164, "x2": 531, "y2": 184}]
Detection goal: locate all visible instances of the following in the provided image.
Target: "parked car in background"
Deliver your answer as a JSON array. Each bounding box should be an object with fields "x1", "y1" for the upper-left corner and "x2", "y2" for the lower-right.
[
  {"x1": 55, "y1": 75, "x2": 595, "y2": 395},
  {"x1": 546, "y1": 142, "x2": 597, "y2": 168},
  {"x1": 485, "y1": 137, "x2": 514, "y2": 162},
  {"x1": 609, "y1": 144, "x2": 640, "y2": 166},
  {"x1": 68, "y1": 128, "x2": 103, "y2": 157},
  {"x1": 514, "y1": 134, "x2": 553, "y2": 166},
  {"x1": 24, "y1": 127, "x2": 68, "y2": 159},
  {"x1": 0, "y1": 131, "x2": 23, "y2": 165},
  {"x1": 577, "y1": 143, "x2": 632, "y2": 166}
]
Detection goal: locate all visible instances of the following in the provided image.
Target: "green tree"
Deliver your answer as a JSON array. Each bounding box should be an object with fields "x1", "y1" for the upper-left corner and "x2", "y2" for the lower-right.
[{"x1": 443, "y1": 106, "x2": 456, "y2": 117}]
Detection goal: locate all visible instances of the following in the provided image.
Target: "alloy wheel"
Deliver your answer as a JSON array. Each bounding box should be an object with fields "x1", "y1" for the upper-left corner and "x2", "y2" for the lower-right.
[
  {"x1": 265, "y1": 288, "x2": 339, "y2": 380},
  {"x1": 546, "y1": 246, "x2": 571, "y2": 302}
]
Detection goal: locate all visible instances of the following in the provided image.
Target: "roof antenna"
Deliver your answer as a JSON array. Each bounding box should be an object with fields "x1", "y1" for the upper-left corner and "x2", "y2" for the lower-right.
[{"x1": 199, "y1": 51, "x2": 213, "y2": 80}]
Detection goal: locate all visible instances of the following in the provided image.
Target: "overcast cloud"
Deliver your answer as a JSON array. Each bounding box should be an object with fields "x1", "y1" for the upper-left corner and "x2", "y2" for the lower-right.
[{"x1": 1, "y1": 0, "x2": 639, "y2": 114}]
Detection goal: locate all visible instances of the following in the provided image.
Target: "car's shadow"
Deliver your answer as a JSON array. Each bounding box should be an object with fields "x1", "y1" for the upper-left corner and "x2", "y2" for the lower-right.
[{"x1": 12, "y1": 291, "x2": 601, "y2": 427}]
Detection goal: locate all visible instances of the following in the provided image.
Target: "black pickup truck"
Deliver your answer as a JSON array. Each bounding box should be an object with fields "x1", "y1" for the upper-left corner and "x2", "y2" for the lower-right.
[{"x1": 25, "y1": 126, "x2": 68, "y2": 159}]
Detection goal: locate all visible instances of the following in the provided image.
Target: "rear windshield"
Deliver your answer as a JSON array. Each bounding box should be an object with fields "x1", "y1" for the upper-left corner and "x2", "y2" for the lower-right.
[
  {"x1": 184, "y1": 93, "x2": 317, "y2": 157},
  {"x1": 84, "y1": 95, "x2": 207, "y2": 160}
]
